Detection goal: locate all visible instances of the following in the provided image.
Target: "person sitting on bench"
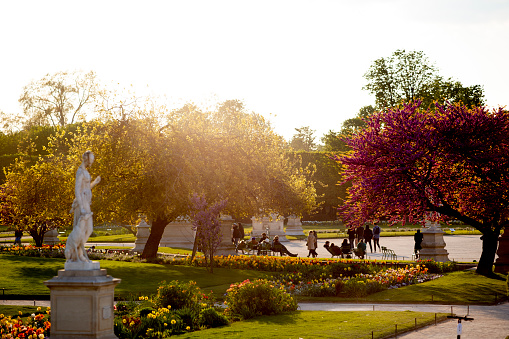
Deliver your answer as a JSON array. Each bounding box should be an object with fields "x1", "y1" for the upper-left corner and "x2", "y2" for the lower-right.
[
  {"x1": 324, "y1": 241, "x2": 342, "y2": 257},
  {"x1": 354, "y1": 239, "x2": 367, "y2": 259},
  {"x1": 340, "y1": 239, "x2": 352, "y2": 258},
  {"x1": 272, "y1": 235, "x2": 297, "y2": 257}
]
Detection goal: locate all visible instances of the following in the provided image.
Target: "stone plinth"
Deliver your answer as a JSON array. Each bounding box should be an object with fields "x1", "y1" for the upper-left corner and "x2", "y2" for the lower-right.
[
  {"x1": 44, "y1": 228, "x2": 60, "y2": 245},
  {"x1": 214, "y1": 215, "x2": 237, "y2": 256},
  {"x1": 159, "y1": 219, "x2": 195, "y2": 249},
  {"x1": 495, "y1": 227, "x2": 509, "y2": 274},
  {"x1": 419, "y1": 223, "x2": 450, "y2": 262},
  {"x1": 285, "y1": 215, "x2": 304, "y2": 236},
  {"x1": 131, "y1": 218, "x2": 151, "y2": 253},
  {"x1": 251, "y1": 215, "x2": 288, "y2": 241},
  {"x1": 44, "y1": 269, "x2": 121, "y2": 339}
]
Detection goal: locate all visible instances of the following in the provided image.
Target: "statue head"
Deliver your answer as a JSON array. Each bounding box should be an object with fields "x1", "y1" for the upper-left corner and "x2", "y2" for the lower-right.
[{"x1": 82, "y1": 150, "x2": 95, "y2": 167}]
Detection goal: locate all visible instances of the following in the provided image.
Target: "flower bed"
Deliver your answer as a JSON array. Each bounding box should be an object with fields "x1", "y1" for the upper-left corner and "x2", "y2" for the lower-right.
[
  {"x1": 0, "y1": 307, "x2": 51, "y2": 338},
  {"x1": 271, "y1": 264, "x2": 441, "y2": 297}
]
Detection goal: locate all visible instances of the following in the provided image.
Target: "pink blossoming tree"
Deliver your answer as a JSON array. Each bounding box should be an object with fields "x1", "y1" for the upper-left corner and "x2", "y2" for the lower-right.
[
  {"x1": 189, "y1": 194, "x2": 228, "y2": 273},
  {"x1": 336, "y1": 101, "x2": 509, "y2": 275}
]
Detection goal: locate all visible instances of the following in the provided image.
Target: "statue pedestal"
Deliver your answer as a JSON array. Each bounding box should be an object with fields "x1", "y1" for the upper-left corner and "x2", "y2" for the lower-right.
[
  {"x1": 419, "y1": 223, "x2": 450, "y2": 262},
  {"x1": 251, "y1": 215, "x2": 288, "y2": 241},
  {"x1": 44, "y1": 269, "x2": 121, "y2": 339},
  {"x1": 495, "y1": 227, "x2": 509, "y2": 274},
  {"x1": 285, "y1": 215, "x2": 304, "y2": 236},
  {"x1": 131, "y1": 218, "x2": 151, "y2": 253},
  {"x1": 159, "y1": 219, "x2": 195, "y2": 249},
  {"x1": 215, "y1": 215, "x2": 237, "y2": 256},
  {"x1": 44, "y1": 228, "x2": 60, "y2": 245}
]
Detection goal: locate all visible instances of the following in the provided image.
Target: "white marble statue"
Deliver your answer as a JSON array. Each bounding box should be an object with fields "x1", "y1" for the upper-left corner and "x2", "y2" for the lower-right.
[{"x1": 65, "y1": 151, "x2": 101, "y2": 264}]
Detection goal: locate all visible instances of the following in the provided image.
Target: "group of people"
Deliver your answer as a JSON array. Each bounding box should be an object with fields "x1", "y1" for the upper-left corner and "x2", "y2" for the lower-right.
[
  {"x1": 233, "y1": 222, "x2": 386, "y2": 258},
  {"x1": 347, "y1": 223, "x2": 382, "y2": 253},
  {"x1": 235, "y1": 231, "x2": 298, "y2": 257}
]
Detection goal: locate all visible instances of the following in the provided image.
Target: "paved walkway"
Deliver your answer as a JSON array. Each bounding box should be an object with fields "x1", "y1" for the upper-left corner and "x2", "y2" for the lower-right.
[
  {"x1": 299, "y1": 302, "x2": 509, "y2": 338},
  {"x1": 282, "y1": 234, "x2": 487, "y2": 262}
]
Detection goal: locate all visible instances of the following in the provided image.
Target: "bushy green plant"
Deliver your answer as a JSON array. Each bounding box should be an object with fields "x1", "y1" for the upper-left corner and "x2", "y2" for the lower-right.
[
  {"x1": 155, "y1": 280, "x2": 202, "y2": 311},
  {"x1": 343, "y1": 279, "x2": 368, "y2": 297},
  {"x1": 174, "y1": 306, "x2": 200, "y2": 331},
  {"x1": 225, "y1": 279, "x2": 298, "y2": 321},
  {"x1": 199, "y1": 307, "x2": 229, "y2": 328},
  {"x1": 115, "y1": 300, "x2": 138, "y2": 317}
]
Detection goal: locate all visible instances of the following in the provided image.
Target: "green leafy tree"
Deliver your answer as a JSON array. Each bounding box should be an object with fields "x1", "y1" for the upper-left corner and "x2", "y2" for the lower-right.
[
  {"x1": 52, "y1": 100, "x2": 317, "y2": 259},
  {"x1": 19, "y1": 70, "x2": 98, "y2": 128},
  {"x1": 290, "y1": 126, "x2": 317, "y2": 151},
  {"x1": 0, "y1": 157, "x2": 73, "y2": 246},
  {"x1": 364, "y1": 50, "x2": 484, "y2": 109}
]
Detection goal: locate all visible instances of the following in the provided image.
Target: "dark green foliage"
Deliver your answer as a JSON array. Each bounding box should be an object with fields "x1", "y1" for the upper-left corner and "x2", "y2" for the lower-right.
[
  {"x1": 175, "y1": 306, "x2": 200, "y2": 331},
  {"x1": 199, "y1": 307, "x2": 229, "y2": 328},
  {"x1": 155, "y1": 280, "x2": 202, "y2": 310},
  {"x1": 288, "y1": 151, "x2": 345, "y2": 220}
]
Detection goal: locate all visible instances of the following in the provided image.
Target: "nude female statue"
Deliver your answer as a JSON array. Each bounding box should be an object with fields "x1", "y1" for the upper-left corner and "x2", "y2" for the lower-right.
[{"x1": 65, "y1": 151, "x2": 101, "y2": 263}]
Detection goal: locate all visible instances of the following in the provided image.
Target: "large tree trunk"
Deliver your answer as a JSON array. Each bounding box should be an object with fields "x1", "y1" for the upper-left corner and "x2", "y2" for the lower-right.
[
  {"x1": 476, "y1": 231, "x2": 499, "y2": 275},
  {"x1": 141, "y1": 218, "x2": 168, "y2": 259},
  {"x1": 30, "y1": 225, "x2": 46, "y2": 247}
]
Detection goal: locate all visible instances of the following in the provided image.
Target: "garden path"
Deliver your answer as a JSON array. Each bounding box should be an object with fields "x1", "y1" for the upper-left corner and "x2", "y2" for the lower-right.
[{"x1": 299, "y1": 302, "x2": 509, "y2": 339}]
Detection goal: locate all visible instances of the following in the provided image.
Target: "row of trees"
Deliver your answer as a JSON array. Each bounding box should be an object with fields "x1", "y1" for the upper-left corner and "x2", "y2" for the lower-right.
[{"x1": 0, "y1": 100, "x2": 317, "y2": 258}]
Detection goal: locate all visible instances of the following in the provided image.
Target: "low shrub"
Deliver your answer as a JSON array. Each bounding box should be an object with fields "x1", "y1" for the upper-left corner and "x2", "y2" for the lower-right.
[
  {"x1": 199, "y1": 307, "x2": 229, "y2": 328},
  {"x1": 225, "y1": 279, "x2": 298, "y2": 321},
  {"x1": 155, "y1": 280, "x2": 202, "y2": 311}
]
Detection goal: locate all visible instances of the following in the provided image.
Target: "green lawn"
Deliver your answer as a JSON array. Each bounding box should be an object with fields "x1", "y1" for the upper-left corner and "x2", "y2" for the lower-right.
[
  {"x1": 177, "y1": 311, "x2": 448, "y2": 339},
  {"x1": 0, "y1": 255, "x2": 267, "y2": 299},
  {"x1": 296, "y1": 270, "x2": 507, "y2": 305},
  {"x1": 0, "y1": 306, "x2": 447, "y2": 339}
]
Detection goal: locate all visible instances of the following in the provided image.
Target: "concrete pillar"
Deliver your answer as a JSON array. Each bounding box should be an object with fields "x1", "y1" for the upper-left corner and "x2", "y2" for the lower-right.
[
  {"x1": 285, "y1": 215, "x2": 304, "y2": 236},
  {"x1": 43, "y1": 228, "x2": 60, "y2": 245},
  {"x1": 131, "y1": 218, "x2": 151, "y2": 253},
  {"x1": 419, "y1": 221, "x2": 450, "y2": 262},
  {"x1": 159, "y1": 219, "x2": 195, "y2": 249},
  {"x1": 494, "y1": 227, "x2": 509, "y2": 274},
  {"x1": 251, "y1": 215, "x2": 288, "y2": 241},
  {"x1": 214, "y1": 214, "x2": 237, "y2": 256},
  {"x1": 44, "y1": 269, "x2": 120, "y2": 339}
]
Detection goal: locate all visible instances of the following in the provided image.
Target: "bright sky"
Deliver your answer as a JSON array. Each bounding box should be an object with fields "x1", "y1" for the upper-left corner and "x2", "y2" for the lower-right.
[{"x1": 1, "y1": 0, "x2": 508, "y2": 141}]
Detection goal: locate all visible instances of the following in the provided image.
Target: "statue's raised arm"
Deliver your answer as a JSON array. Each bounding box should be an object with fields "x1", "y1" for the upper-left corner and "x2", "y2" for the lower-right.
[{"x1": 65, "y1": 151, "x2": 101, "y2": 269}]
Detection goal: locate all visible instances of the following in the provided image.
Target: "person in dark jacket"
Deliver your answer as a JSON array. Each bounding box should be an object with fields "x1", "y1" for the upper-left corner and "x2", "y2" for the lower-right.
[
  {"x1": 272, "y1": 235, "x2": 297, "y2": 257},
  {"x1": 347, "y1": 226, "x2": 356, "y2": 247},
  {"x1": 414, "y1": 229, "x2": 424, "y2": 258},
  {"x1": 363, "y1": 225, "x2": 373, "y2": 252},
  {"x1": 356, "y1": 225, "x2": 364, "y2": 246},
  {"x1": 232, "y1": 224, "x2": 241, "y2": 253}
]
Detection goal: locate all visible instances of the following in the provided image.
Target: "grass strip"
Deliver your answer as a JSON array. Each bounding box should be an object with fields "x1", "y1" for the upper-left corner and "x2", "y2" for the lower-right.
[
  {"x1": 0, "y1": 255, "x2": 266, "y2": 299},
  {"x1": 177, "y1": 311, "x2": 449, "y2": 339}
]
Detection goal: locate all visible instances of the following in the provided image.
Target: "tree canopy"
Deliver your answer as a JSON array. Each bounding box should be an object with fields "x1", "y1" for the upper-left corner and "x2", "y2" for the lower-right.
[
  {"x1": 40, "y1": 100, "x2": 317, "y2": 258},
  {"x1": 336, "y1": 101, "x2": 508, "y2": 274},
  {"x1": 363, "y1": 50, "x2": 484, "y2": 109},
  {"x1": 18, "y1": 70, "x2": 98, "y2": 128},
  {"x1": 290, "y1": 126, "x2": 317, "y2": 151}
]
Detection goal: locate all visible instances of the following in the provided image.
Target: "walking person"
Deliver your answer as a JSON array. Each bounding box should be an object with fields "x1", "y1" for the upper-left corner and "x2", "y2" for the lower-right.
[
  {"x1": 363, "y1": 225, "x2": 373, "y2": 253},
  {"x1": 414, "y1": 229, "x2": 424, "y2": 259},
  {"x1": 13, "y1": 229, "x2": 22, "y2": 246},
  {"x1": 306, "y1": 231, "x2": 317, "y2": 258},
  {"x1": 372, "y1": 222, "x2": 381, "y2": 252},
  {"x1": 347, "y1": 226, "x2": 356, "y2": 248},
  {"x1": 313, "y1": 230, "x2": 318, "y2": 256},
  {"x1": 232, "y1": 224, "x2": 241, "y2": 253},
  {"x1": 356, "y1": 225, "x2": 364, "y2": 246}
]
